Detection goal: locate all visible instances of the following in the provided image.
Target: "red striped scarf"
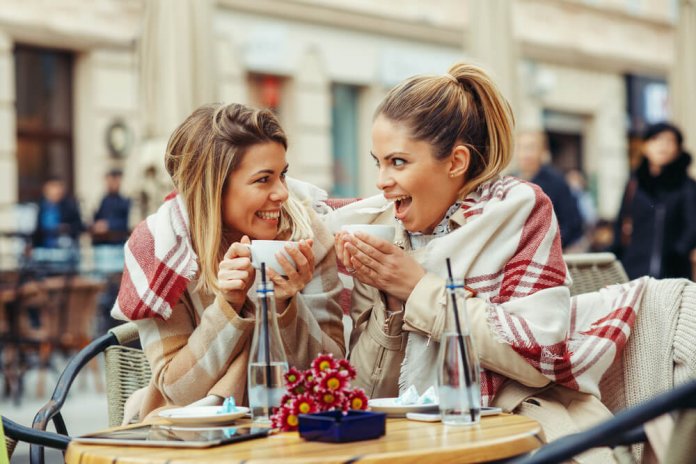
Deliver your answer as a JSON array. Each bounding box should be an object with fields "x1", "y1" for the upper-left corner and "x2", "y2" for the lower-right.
[
  {"x1": 112, "y1": 192, "x2": 198, "y2": 321},
  {"x1": 329, "y1": 176, "x2": 647, "y2": 404}
]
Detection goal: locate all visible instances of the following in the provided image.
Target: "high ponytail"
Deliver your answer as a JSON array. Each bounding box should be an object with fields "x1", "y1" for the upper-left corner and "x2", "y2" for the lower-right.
[{"x1": 375, "y1": 61, "x2": 514, "y2": 196}]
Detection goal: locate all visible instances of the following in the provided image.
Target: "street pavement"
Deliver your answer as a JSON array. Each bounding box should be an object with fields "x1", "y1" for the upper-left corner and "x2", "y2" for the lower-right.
[{"x1": 2, "y1": 358, "x2": 109, "y2": 463}]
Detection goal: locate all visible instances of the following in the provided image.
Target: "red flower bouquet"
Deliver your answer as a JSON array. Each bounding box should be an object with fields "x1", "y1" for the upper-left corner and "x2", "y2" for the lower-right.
[{"x1": 270, "y1": 354, "x2": 369, "y2": 431}]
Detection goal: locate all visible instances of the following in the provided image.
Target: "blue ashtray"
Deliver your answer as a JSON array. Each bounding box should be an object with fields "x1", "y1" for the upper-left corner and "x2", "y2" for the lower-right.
[{"x1": 298, "y1": 410, "x2": 386, "y2": 443}]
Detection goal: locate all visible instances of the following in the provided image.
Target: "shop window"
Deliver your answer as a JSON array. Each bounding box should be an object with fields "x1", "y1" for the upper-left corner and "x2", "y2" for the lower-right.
[
  {"x1": 330, "y1": 84, "x2": 360, "y2": 197},
  {"x1": 543, "y1": 110, "x2": 585, "y2": 173},
  {"x1": 15, "y1": 45, "x2": 74, "y2": 203},
  {"x1": 625, "y1": 74, "x2": 669, "y2": 169},
  {"x1": 248, "y1": 73, "x2": 285, "y2": 115}
]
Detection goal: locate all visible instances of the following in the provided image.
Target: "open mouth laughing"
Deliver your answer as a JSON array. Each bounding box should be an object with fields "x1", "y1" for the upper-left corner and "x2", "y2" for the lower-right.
[{"x1": 392, "y1": 195, "x2": 412, "y2": 220}]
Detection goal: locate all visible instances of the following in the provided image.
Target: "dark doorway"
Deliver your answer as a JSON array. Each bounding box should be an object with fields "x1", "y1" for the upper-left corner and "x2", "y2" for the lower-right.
[
  {"x1": 546, "y1": 131, "x2": 583, "y2": 173},
  {"x1": 15, "y1": 45, "x2": 74, "y2": 203}
]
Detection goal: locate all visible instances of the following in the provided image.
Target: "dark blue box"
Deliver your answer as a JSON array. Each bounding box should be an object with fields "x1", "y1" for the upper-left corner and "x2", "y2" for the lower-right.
[{"x1": 298, "y1": 410, "x2": 386, "y2": 443}]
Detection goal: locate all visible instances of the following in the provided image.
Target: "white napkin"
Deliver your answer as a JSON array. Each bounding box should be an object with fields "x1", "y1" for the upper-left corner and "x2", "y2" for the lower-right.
[{"x1": 394, "y1": 385, "x2": 439, "y2": 405}]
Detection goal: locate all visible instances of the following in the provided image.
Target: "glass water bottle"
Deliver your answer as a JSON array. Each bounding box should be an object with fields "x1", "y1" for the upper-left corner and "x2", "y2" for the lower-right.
[
  {"x1": 247, "y1": 279, "x2": 288, "y2": 422},
  {"x1": 437, "y1": 278, "x2": 481, "y2": 426}
]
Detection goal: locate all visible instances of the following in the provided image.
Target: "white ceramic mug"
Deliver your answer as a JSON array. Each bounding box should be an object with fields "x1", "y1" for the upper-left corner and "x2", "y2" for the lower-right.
[
  {"x1": 247, "y1": 240, "x2": 298, "y2": 275},
  {"x1": 341, "y1": 224, "x2": 396, "y2": 242}
]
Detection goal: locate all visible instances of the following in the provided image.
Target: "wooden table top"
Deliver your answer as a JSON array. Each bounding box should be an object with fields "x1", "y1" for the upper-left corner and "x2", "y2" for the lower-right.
[{"x1": 65, "y1": 414, "x2": 542, "y2": 464}]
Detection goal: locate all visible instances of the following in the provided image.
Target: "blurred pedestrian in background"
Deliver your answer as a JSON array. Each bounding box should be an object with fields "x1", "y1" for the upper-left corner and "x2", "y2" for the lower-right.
[
  {"x1": 613, "y1": 122, "x2": 696, "y2": 279},
  {"x1": 137, "y1": 165, "x2": 171, "y2": 220},
  {"x1": 92, "y1": 169, "x2": 131, "y2": 332},
  {"x1": 566, "y1": 169, "x2": 597, "y2": 230},
  {"x1": 92, "y1": 169, "x2": 131, "y2": 246},
  {"x1": 32, "y1": 177, "x2": 83, "y2": 249},
  {"x1": 566, "y1": 169, "x2": 598, "y2": 252},
  {"x1": 516, "y1": 131, "x2": 584, "y2": 250}
]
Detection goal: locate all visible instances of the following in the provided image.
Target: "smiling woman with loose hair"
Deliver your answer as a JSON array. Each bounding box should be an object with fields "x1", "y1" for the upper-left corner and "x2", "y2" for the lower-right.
[
  {"x1": 112, "y1": 102, "x2": 344, "y2": 423},
  {"x1": 164, "y1": 103, "x2": 313, "y2": 296}
]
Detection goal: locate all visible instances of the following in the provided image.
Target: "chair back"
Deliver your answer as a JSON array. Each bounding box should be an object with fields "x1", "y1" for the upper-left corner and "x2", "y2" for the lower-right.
[
  {"x1": 598, "y1": 278, "x2": 696, "y2": 462},
  {"x1": 104, "y1": 322, "x2": 152, "y2": 427},
  {"x1": 563, "y1": 252, "x2": 629, "y2": 296}
]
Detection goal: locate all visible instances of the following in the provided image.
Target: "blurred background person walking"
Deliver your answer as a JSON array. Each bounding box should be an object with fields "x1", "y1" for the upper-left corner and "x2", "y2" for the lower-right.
[
  {"x1": 91, "y1": 169, "x2": 131, "y2": 333},
  {"x1": 91, "y1": 169, "x2": 131, "y2": 246},
  {"x1": 516, "y1": 131, "x2": 584, "y2": 250},
  {"x1": 32, "y1": 177, "x2": 83, "y2": 250},
  {"x1": 566, "y1": 169, "x2": 598, "y2": 252},
  {"x1": 612, "y1": 122, "x2": 696, "y2": 279},
  {"x1": 566, "y1": 169, "x2": 598, "y2": 232}
]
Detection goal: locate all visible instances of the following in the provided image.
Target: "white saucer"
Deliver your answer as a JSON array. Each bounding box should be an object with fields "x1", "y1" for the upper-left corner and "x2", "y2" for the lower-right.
[
  {"x1": 158, "y1": 406, "x2": 249, "y2": 425},
  {"x1": 368, "y1": 398, "x2": 439, "y2": 417}
]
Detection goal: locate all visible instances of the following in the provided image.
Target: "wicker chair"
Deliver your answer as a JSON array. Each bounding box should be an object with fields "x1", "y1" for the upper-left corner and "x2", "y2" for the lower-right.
[
  {"x1": 28, "y1": 321, "x2": 146, "y2": 464},
  {"x1": 563, "y1": 252, "x2": 629, "y2": 296},
  {"x1": 4, "y1": 434, "x2": 16, "y2": 460},
  {"x1": 511, "y1": 378, "x2": 696, "y2": 464},
  {"x1": 104, "y1": 322, "x2": 151, "y2": 426}
]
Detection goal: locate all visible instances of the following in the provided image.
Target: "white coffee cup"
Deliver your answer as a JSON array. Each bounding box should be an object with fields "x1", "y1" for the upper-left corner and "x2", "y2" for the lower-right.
[
  {"x1": 247, "y1": 240, "x2": 298, "y2": 275},
  {"x1": 341, "y1": 224, "x2": 395, "y2": 242}
]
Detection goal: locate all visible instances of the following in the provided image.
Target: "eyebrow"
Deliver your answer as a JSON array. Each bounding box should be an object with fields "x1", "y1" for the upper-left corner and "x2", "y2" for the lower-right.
[
  {"x1": 369, "y1": 151, "x2": 409, "y2": 160},
  {"x1": 252, "y1": 163, "x2": 289, "y2": 176}
]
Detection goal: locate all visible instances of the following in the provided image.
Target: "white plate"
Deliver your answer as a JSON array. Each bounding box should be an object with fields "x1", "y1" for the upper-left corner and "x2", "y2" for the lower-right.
[
  {"x1": 158, "y1": 406, "x2": 249, "y2": 425},
  {"x1": 368, "y1": 398, "x2": 439, "y2": 417}
]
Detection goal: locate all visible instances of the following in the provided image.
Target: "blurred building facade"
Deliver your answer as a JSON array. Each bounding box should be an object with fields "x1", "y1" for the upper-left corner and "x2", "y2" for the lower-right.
[{"x1": 0, "y1": 0, "x2": 680, "y2": 229}]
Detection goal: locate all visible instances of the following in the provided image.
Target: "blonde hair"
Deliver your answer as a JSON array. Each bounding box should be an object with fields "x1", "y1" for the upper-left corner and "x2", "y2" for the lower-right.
[
  {"x1": 375, "y1": 62, "x2": 514, "y2": 197},
  {"x1": 165, "y1": 103, "x2": 313, "y2": 295}
]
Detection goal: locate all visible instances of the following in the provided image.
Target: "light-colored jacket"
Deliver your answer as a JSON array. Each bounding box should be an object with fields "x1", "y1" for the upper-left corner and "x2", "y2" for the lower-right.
[{"x1": 329, "y1": 192, "x2": 617, "y2": 463}]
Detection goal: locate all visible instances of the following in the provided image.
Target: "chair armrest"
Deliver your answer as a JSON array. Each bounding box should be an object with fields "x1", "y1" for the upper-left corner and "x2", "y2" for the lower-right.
[
  {"x1": 32, "y1": 331, "x2": 118, "y2": 433},
  {"x1": 511, "y1": 379, "x2": 696, "y2": 464},
  {"x1": 109, "y1": 321, "x2": 140, "y2": 345},
  {"x1": 2, "y1": 416, "x2": 70, "y2": 450},
  {"x1": 29, "y1": 331, "x2": 118, "y2": 464}
]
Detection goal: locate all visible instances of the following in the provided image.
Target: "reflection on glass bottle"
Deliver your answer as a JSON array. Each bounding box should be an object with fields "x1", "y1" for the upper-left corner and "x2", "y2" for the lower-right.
[
  {"x1": 248, "y1": 279, "x2": 288, "y2": 422},
  {"x1": 438, "y1": 279, "x2": 481, "y2": 426}
]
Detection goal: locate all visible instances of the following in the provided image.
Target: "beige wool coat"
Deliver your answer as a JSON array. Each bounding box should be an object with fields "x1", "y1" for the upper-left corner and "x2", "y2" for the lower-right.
[{"x1": 121, "y1": 194, "x2": 345, "y2": 423}]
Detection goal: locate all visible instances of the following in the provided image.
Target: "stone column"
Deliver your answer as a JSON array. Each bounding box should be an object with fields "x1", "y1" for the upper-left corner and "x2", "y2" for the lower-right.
[
  {"x1": 591, "y1": 86, "x2": 628, "y2": 219},
  {"x1": 0, "y1": 31, "x2": 17, "y2": 218},
  {"x1": 467, "y1": 0, "x2": 519, "y2": 111},
  {"x1": 287, "y1": 48, "x2": 332, "y2": 191},
  {"x1": 217, "y1": 36, "x2": 248, "y2": 104},
  {"x1": 74, "y1": 49, "x2": 139, "y2": 215},
  {"x1": 671, "y1": 0, "x2": 696, "y2": 174}
]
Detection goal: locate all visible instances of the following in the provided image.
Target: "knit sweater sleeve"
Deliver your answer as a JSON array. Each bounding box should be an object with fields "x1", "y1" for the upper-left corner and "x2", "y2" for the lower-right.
[
  {"x1": 134, "y1": 291, "x2": 255, "y2": 406},
  {"x1": 275, "y1": 229, "x2": 346, "y2": 365}
]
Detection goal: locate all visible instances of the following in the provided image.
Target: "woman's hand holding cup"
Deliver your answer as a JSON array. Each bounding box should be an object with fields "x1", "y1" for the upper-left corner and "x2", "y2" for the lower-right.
[
  {"x1": 218, "y1": 235, "x2": 256, "y2": 309},
  {"x1": 339, "y1": 226, "x2": 425, "y2": 302},
  {"x1": 267, "y1": 239, "x2": 315, "y2": 304},
  {"x1": 334, "y1": 231, "x2": 354, "y2": 273}
]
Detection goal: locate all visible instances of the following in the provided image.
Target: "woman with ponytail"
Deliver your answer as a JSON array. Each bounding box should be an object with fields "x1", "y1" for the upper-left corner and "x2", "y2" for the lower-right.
[{"x1": 331, "y1": 63, "x2": 646, "y2": 458}]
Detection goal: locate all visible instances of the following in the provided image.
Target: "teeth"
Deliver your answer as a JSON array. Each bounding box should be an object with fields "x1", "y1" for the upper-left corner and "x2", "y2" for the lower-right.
[
  {"x1": 393, "y1": 195, "x2": 411, "y2": 202},
  {"x1": 256, "y1": 211, "x2": 280, "y2": 219}
]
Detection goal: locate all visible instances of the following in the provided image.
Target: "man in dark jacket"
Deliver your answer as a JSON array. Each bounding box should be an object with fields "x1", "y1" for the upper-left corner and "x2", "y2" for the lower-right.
[
  {"x1": 92, "y1": 169, "x2": 131, "y2": 245},
  {"x1": 32, "y1": 177, "x2": 83, "y2": 248},
  {"x1": 613, "y1": 122, "x2": 696, "y2": 279},
  {"x1": 516, "y1": 131, "x2": 584, "y2": 249}
]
